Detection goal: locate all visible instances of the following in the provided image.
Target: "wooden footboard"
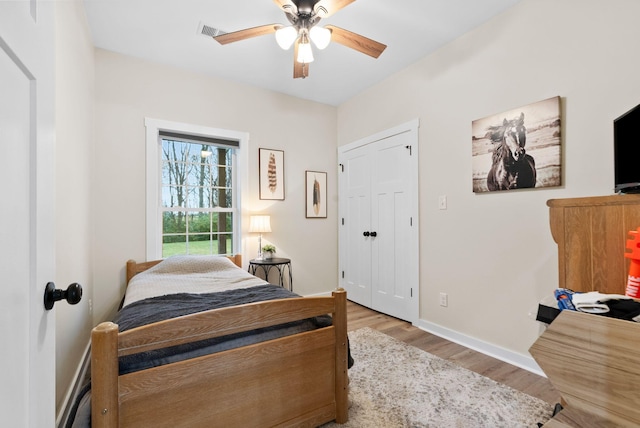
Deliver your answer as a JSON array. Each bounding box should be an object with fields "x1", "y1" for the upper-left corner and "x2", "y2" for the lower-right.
[{"x1": 91, "y1": 289, "x2": 348, "y2": 427}]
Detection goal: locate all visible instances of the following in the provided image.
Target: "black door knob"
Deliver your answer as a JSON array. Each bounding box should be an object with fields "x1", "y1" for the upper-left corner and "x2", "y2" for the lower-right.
[
  {"x1": 363, "y1": 231, "x2": 370, "y2": 237},
  {"x1": 44, "y1": 282, "x2": 83, "y2": 310},
  {"x1": 370, "y1": 231, "x2": 377, "y2": 237}
]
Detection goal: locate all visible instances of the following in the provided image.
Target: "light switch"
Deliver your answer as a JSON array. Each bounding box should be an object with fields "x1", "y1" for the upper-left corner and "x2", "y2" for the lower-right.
[{"x1": 438, "y1": 195, "x2": 447, "y2": 210}]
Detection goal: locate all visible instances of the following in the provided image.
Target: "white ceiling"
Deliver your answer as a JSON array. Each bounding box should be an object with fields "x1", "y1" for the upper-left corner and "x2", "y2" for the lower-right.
[{"x1": 83, "y1": 0, "x2": 522, "y2": 106}]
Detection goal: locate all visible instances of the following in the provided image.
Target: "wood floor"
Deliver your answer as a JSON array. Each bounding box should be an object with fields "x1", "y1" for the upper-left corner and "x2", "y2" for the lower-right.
[{"x1": 346, "y1": 300, "x2": 561, "y2": 406}]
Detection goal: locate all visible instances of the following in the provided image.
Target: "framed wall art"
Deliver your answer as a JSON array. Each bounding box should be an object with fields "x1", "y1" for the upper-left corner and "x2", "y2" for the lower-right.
[
  {"x1": 471, "y1": 96, "x2": 562, "y2": 193},
  {"x1": 305, "y1": 170, "x2": 327, "y2": 218},
  {"x1": 259, "y1": 148, "x2": 285, "y2": 200}
]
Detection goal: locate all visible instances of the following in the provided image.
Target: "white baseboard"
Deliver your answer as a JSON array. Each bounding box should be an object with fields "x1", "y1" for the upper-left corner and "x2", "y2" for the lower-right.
[
  {"x1": 57, "y1": 341, "x2": 91, "y2": 428},
  {"x1": 416, "y1": 319, "x2": 546, "y2": 377},
  {"x1": 308, "y1": 295, "x2": 545, "y2": 377}
]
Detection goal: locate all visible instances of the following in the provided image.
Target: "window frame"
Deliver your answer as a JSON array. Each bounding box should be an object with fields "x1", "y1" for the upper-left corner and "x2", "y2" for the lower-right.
[{"x1": 145, "y1": 118, "x2": 249, "y2": 260}]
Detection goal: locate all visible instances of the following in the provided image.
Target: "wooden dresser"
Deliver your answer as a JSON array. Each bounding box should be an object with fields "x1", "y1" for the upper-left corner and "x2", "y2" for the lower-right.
[{"x1": 530, "y1": 194, "x2": 640, "y2": 427}]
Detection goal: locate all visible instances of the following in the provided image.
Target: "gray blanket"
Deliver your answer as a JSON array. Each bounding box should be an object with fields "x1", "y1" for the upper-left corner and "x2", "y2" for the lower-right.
[
  {"x1": 114, "y1": 284, "x2": 332, "y2": 373},
  {"x1": 115, "y1": 283, "x2": 307, "y2": 330}
]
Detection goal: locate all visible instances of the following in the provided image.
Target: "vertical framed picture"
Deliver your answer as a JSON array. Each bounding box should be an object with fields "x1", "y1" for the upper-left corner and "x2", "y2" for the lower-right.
[
  {"x1": 305, "y1": 170, "x2": 327, "y2": 218},
  {"x1": 259, "y1": 148, "x2": 285, "y2": 200}
]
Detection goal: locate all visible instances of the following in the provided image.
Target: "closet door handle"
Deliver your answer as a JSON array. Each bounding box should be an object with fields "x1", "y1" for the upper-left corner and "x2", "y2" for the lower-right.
[
  {"x1": 363, "y1": 231, "x2": 370, "y2": 237},
  {"x1": 370, "y1": 231, "x2": 377, "y2": 237}
]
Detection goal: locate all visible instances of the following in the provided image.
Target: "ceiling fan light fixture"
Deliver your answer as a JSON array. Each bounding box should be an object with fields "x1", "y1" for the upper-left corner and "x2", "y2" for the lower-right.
[
  {"x1": 310, "y1": 26, "x2": 331, "y2": 50},
  {"x1": 275, "y1": 26, "x2": 297, "y2": 50},
  {"x1": 297, "y1": 39, "x2": 314, "y2": 64},
  {"x1": 214, "y1": 0, "x2": 385, "y2": 79}
]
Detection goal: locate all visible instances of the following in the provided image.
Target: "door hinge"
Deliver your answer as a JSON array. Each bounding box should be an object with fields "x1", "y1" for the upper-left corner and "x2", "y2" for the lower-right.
[
  {"x1": 339, "y1": 163, "x2": 344, "y2": 172},
  {"x1": 405, "y1": 145, "x2": 412, "y2": 156},
  {"x1": 410, "y1": 217, "x2": 412, "y2": 226},
  {"x1": 342, "y1": 218, "x2": 345, "y2": 226},
  {"x1": 342, "y1": 271, "x2": 345, "y2": 279},
  {"x1": 410, "y1": 288, "x2": 413, "y2": 297}
]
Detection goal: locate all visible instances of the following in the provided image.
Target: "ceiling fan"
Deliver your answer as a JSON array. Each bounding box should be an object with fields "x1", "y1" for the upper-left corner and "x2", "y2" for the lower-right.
[{"x1": 212, "y1": 0, "x2": 387, "y2": 79}]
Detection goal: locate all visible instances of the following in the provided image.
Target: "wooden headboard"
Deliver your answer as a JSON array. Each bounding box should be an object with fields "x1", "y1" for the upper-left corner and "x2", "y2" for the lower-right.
[
  {"x1": 125, "y1": 254, "x2": 243, "y2": 285},
  {"x1": 547, "y1": 194, "x2": 640, "y2": 294}
]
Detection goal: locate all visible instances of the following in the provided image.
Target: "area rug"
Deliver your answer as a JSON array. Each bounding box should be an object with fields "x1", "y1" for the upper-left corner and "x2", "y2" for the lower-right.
[{"x1": 322, "y1": 327, "x2": 553, "y2": 428}]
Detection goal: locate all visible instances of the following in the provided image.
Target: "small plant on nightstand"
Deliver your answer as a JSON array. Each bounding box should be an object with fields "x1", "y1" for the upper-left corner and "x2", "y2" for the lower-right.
[{"x1": 262, "y1": 244, "x2": 276, "y2": 260}]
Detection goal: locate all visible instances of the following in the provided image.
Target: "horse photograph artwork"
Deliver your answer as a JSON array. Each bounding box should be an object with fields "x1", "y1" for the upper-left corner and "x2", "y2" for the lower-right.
[{"x1": 472, "y1": 96, "x2": 562, "y2": 193}]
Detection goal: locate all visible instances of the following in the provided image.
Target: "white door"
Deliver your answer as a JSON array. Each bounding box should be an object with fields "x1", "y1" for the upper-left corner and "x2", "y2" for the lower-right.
[
  {"x1": 0, "y1": 2, "x2": 56, "y2": 426},
  {"x1": 370, "y1": 132, "x2": 416, "y2": 320},
  {"x1": 338, "y1": 121, "x2": 419, "y2": 323},
  {"x1": 339, "y1": 148, "x2": 372, "y2": 306}
]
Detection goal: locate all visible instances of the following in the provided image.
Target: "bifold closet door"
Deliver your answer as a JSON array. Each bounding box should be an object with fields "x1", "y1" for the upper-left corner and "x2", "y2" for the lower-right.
[
  {"x1": 340, "y1": 147, "x2": 373, "y2": 307},
  {"x1": 369, "y1": 133, "x2": 414, "y2": 320},
  {"x1": 339, "y1": 127, "x2": 418, "y2": 323}
]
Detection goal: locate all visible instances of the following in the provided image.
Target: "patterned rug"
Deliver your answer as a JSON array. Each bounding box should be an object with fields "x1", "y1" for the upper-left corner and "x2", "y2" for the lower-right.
[{"x1": 322, "y1": 327, "x2": 553, "y2": 428}]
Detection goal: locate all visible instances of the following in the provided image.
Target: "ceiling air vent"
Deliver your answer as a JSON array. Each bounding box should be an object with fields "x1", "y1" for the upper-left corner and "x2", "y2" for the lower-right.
[{"x1": 198, "y1": 22, "x2": 227, "y2": 38}]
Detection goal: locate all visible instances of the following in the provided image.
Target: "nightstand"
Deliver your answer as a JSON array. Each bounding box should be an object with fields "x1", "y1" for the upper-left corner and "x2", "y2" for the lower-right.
[{"x1": 248, "y1": 257, "x2": 293, "y2": 291}]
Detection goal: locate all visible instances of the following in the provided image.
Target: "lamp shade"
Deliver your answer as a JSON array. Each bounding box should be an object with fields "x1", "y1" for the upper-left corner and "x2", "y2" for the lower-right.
[
  {"x1": 296, "y1": 41, "x2": 314, "y2": 63},
  {"x1": 249, "y1": 215, "x2": 272, "y2": 233},
  {"x1": 310, "y1": 26, "x2": 331, "y2": 50},
  {"x1": 275, "y1": 26, "x2": 297, "y2": 50}
]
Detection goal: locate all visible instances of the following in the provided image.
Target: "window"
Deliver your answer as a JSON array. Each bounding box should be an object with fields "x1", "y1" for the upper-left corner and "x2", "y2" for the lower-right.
[
  {"x1": 160, "y1": 135, "x2": 235, "y2": 257},
  {"x1": 145, "y1": 119, "x2": 249, "y2": 260}
]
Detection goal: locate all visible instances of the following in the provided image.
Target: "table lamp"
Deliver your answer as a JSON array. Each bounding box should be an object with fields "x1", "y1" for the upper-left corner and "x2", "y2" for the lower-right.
[{"x1": 249, "y1": 215, "x2": 271, "y2": 260}]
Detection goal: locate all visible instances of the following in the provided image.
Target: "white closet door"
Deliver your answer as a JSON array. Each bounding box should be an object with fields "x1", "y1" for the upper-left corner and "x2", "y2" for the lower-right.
[
  {"x1": 339, "y1": 121, "x2": 419, "y2": 323},
  {"x1": 339, "y1": 148, "x2": 372, "y2": 306},
  {"x1": 370, "y1": 131, "x2": 415, "y2": 320}
]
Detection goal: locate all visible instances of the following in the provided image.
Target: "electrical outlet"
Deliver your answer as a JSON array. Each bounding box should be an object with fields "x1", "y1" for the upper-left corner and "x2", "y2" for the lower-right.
[
  {"x1": 438, "y1": 195, "x2": 447, "y2": 210},
  {"x1": 439, "y1": 292, "x2": 448, "y2": 307}
]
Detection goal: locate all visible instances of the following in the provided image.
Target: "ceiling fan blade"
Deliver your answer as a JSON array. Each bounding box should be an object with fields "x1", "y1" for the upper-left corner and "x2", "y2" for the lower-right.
[
  {"x1": 293, "y1": 41, "x2": 310, "y2": 79},
  {"x1": 213, "y1": 24, "x2": 281, "y2": 45},
  {"x1": 273, "y1": 0, "x2": 297, "y2": 15},
  {"x1": 325, "y1": 25, "x2": 386, "y2": 58},
  {"x1": 315, "y1": 0, "x2": 356, "y2": 18}
]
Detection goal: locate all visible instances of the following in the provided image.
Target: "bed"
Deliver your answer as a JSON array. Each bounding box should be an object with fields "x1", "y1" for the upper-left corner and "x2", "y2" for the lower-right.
[{"x1": 87, "y1": 254, "x2": 349, "y2": 427}]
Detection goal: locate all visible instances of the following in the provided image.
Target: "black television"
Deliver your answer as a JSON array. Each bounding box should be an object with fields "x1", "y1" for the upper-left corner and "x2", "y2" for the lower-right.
[{"x1": 614, "y1": 103, "x2": 640, "y2": 193}]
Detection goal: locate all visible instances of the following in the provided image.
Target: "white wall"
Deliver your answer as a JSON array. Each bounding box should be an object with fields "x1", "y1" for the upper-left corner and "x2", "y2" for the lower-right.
[
  {"x1": 337, "y1": 0, "x2": 640, "y2": 365},
  {"x1": 54, "y1": 0, "x2": 94, "y2": 414},
  {"x1": 92, "y1": 50, "x2": 338, "y2": 323}
]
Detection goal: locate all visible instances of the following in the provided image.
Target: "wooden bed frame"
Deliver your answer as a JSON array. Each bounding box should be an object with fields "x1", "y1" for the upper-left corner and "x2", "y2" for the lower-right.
[
  {"x1": 91, "y1": 256, "x2": 348, "y2": 427},
  {"x1": 530, "y1": 195, "x2": 640, "y2": 427}
]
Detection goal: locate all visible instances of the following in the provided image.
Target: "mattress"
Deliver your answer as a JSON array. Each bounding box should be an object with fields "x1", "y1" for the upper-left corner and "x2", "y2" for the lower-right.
[{"x1": 122, "y1": 254, "x2": 266, "y2": 306}]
